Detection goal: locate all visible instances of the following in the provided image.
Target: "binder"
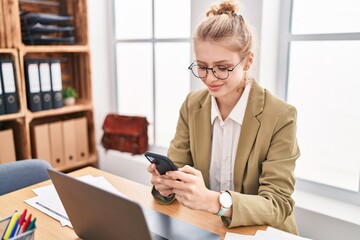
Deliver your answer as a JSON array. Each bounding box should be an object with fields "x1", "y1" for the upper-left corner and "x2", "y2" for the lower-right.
[
  {"x1": 75, "y1": 117, "x2": 89, "y2": 161},
  {"x1": 62, "y1": 119, "x2": 77, "y2": 165},
  {"x1": 0, "y1": 129, "x2": 16, "y2": 163},
  {"x1": 33, "y1": 123, "x2": 52, "y2": 164},
  {"x1": 38, "y1": 61, "x2": 53, "y2": 110},
  {"x1": 49, "y1": 121, "x2": 65, "y2": 168},
  {"x1": 50, "y1": 60, "x2": 63, "y2": 108},
  {"x1": 0, "y1": 60, "x2": 19, "y2": 114},
  {"x1": 25, "y1": 60, "x2": 42, "y2": 112},
  {"x1": 0, "y1": 70, "x2": 5, "y2": 115}
]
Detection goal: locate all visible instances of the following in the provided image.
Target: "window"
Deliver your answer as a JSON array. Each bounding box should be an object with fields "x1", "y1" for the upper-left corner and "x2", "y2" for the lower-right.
[
  {"x1": 279, "y1": 0, "x2": 360, "y2": 194},
  {"x1": 113, "y1": 0, "x2": 191, "y2": 147}
]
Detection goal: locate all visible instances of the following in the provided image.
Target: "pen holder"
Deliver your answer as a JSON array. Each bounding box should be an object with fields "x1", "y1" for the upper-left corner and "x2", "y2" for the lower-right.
[{"x1": 0, "y1": 215, "x2": 35, "y2": 240}]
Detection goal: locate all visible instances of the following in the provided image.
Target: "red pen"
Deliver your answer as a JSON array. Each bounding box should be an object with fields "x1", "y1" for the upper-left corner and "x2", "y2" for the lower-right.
[
  {"x1": 20, "y1": 213, "x2": 32, "y2": 234},
  {"x1": 15, "y1": 209, "x2": 27, "y2": 235}
]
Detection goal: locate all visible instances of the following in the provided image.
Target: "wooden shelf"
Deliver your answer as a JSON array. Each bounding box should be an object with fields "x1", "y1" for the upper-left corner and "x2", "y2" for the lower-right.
[
  {"x1": 0, "y1": 0, "x2": 97, "y2": 171},
  {"x1": 27, "y1": 101, "x2": 93, "y2": 120},
  {"x1": 0, "y1": 49, "x2": 18, "y2": 54},
  {"x1": 0, "y1": 112, "x2": 25, "y2": 122},
  {"x1": 20, "y1": 45, "x2": 90, "y2": 53}
]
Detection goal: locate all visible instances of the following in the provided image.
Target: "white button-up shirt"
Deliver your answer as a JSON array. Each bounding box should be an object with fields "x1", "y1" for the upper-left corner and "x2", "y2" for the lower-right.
[{"x1": 209, "y1": 80, "x2": 252, "y2": 191}]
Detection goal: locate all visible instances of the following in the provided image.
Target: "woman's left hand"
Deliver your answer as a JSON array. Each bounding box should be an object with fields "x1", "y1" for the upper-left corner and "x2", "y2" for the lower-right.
[{"x1": 162, "y1": 165, "x2": 220, "y2": 213}]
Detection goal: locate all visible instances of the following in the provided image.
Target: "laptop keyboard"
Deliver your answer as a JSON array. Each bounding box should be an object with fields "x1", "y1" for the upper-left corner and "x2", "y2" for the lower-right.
[{"x1": 151, "y1": 231, "x2": 169, "y2": 240}]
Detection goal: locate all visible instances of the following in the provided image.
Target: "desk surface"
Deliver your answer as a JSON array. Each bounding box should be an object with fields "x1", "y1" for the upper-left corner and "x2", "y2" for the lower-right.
[{"x1": 0, "y1": 167, "x2": 265, "y2": 239}]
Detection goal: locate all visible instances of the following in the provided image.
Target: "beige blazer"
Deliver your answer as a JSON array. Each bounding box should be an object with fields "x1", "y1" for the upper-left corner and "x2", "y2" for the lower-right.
[{"x1": 160, "y1": 80, "x2": 300, "y2": 234}]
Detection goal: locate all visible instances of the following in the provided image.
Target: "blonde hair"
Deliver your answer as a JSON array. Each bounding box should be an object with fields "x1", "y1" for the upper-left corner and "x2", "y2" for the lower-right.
[{"x1": 194, "y1": 0, "x2": 253, "y2": 57}]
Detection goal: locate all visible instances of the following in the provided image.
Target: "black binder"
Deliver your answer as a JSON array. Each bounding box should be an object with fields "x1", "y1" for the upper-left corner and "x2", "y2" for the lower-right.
[
  {"x1": 0, "y1": 69, "x2": 6, "y2": 115},
  {"x1": 21, "y1": 12, "x2": 74, "y2": 24},
  {"x1": 0, "y1": 60, "x2": 19, "y2": 114},
  {"x1": 50, "y1": 60, "x2": 63, "y2": 108},
  {"x1": 38, "y1": 60, "x2": 53, "y2": 110},
  {"x1": 25, "y1": 60, "x2": 42, "y2": 112},
  {"x1": 25, "y1": 23, "x2": 74, "y2": 34}
]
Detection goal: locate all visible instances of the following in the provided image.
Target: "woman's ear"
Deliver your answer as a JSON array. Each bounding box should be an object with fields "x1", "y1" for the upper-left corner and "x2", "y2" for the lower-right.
[{"x1": 244, "y1": 52, "x2": 254, "y2": 70}]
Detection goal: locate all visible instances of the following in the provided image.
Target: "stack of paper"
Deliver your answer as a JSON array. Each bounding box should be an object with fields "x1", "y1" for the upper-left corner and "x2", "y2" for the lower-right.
[
  {"x1": 225, "y1": 227, "x2": 312, "y2": 240},
  {"x1": 24, "y1": 175, "x2": 125, "y2": 227}
]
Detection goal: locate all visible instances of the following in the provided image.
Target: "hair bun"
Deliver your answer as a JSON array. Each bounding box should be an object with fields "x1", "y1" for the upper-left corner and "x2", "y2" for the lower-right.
[{"x1": 206, "y1": 0, "x2": 238, "y2": 17}]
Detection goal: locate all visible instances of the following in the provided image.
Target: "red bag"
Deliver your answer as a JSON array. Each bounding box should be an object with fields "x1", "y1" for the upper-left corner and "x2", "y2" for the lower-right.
[{"x1": 101, "y1": 114, "x2": 149, "y2": 154}]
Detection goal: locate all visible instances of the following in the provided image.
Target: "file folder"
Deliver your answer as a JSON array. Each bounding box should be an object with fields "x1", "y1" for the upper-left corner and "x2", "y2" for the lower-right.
[
  {"x1": 33, "y1": 123, "x2": 52, "y2": 164},
  {"x1": 21, "y1": 12, "x2": 74, "y2": 24},
  {"x1": 0, "y1": 71, "x2": 5, "y2": 115},
  {"x1": 62, "y1": 119, "x2": 77, "y2": 165},
  {"x1": 39, "y1": 61, "x2": 53, "y2": 110},
  {"x1": 25, "y1": 60, "x2": 42, "y2": 112},
  {"x1": 25, "y1": 23, "x2": 74, "y2": 34},
  {"x1": 22, "y1": 35, "x2": 75, "y2": 44},
  {"x1": 50, "y1": 60, "x2": 63, "y2": 108},
  {"x1": 0, "y1": 129, "x2": 16, "y2": 163},
  {"x1": 49, "y1": 121, "x2": 65, "y2": 168},
  {"x1": 75, "y1": 117, "x2": 89, "y2": 161},
  {"x1": 0, "y1": 60, "x2": 19, "y2": 114}
]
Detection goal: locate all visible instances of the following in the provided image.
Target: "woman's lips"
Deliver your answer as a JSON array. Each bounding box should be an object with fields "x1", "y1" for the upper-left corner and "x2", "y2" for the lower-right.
[{"x1": 207, "y1": 84, "x2": 222, "y2": 91}]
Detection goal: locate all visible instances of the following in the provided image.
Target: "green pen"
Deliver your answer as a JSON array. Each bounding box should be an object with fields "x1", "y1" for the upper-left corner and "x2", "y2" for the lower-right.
[{"x1": 26, "y1": 218, "x2": 36, "y2": 232}]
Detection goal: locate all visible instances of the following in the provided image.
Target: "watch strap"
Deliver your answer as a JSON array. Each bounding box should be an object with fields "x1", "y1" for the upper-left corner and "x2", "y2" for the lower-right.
[{"x1": 216, "y1": 206, "x2": 229, "y2": 216}]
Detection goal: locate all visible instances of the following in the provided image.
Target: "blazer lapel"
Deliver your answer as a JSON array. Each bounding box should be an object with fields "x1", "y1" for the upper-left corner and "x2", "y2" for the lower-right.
[
  {"x1": 193, "y1": 93, "x2": 212, "y2": 187},
  {"x1": 234, "y1": 80, "x2": 264, "y2": 192}
]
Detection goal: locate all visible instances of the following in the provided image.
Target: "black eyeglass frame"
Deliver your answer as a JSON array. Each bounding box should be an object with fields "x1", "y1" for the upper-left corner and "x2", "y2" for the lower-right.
[{"x1": 188, "y1": 57, "x2": 245, "y2": 80}]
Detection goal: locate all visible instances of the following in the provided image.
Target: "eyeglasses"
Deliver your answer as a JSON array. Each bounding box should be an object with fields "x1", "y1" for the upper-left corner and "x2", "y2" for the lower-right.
[{"x1": 188, "y1": 58, "x2": 244, "y2": 80}]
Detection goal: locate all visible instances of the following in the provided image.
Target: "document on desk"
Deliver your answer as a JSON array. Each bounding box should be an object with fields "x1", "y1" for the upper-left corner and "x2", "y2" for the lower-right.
[
  {"x1": 25, "y1": 175, "x2": 128, "y2": 228},
  {"x1": 225, "y1": 227, "x2": 312, "y2": 240}
]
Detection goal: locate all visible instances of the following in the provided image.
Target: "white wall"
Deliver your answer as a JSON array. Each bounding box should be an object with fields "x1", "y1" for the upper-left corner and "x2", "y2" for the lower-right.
[
  {"x1": 87, "y1": 0, "x2": 117, "y2": 144},
  {"x1": 87, "y1": 1, "x2": 360, "y2": 239}
]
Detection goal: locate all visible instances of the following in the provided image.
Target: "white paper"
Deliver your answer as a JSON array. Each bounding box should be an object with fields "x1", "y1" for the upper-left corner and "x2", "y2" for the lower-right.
[
  {"x1": 225, "y1": 227, "x2": 312, "y2": 240},
  {"x1": 261, "y1": 227, "x2": 312, "y2": 240},
  {"x1": 25, "y1": 175, "x2": 129, "y2": 228},
  {"x1": 25, "y1": 195, "x2": 71, "y2": 227},
  {"x1": 225, "y1": 232, "x2": 257, "y2": 239}
]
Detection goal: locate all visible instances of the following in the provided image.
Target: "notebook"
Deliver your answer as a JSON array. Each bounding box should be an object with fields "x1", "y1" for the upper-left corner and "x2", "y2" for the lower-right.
[{"x1": 47, "y1": 169, "x2": 221, "y2": 240}]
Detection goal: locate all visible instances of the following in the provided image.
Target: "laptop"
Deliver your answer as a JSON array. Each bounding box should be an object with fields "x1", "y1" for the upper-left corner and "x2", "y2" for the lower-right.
[{"x1": 47, "y1": 169, "x2": 221, "y2": 240}]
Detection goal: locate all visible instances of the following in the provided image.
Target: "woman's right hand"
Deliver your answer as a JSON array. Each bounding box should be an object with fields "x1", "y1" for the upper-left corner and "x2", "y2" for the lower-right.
[{"x1": 147, "y1": 163, "x2": 174, "y2": 197}]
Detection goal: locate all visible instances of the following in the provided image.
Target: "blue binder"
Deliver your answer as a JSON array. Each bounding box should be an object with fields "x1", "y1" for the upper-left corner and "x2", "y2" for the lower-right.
[
  {"x1": 25, "y1": 60, "x2": 42, "y2": 112},
  {"x1": 0, "y1": 69, "x2": 6, "y2": 115},
  {"x1": 50, "y1": 60, "x2": 63, "y2": 109},
  {"x1": 38, "y1": 60, "x2": 53, "y2": 110},
  {"x1": 0, "y1": 60, "x2": 19, "y2": 114}
]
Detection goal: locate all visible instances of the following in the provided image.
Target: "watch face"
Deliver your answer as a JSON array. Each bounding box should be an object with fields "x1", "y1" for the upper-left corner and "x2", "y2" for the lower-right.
[{"x1": 219, "y1": 192, "x2": 232, "y2": 208}]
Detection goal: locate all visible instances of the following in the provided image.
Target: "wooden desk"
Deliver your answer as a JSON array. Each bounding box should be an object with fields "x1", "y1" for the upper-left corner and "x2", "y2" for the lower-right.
[{"x1": 0, "y1": 167, "x2": 265, "y2": 239}]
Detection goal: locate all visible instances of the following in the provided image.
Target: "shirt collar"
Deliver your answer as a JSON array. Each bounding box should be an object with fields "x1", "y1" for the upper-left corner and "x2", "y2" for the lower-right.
[{"x1": 211, "y1": 79, "x2": 252, "y2": 125}]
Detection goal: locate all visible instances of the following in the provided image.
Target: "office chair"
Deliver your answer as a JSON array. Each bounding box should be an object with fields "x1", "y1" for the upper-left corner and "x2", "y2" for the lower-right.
[{"x1": 0, "y1": 159, "x2": 52, "y2": 195}]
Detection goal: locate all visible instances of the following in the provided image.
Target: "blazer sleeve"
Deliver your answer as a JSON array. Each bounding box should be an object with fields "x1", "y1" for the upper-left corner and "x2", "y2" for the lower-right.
[{"x1": 225, "y1": 105, "x2": 300, "y2": 228}]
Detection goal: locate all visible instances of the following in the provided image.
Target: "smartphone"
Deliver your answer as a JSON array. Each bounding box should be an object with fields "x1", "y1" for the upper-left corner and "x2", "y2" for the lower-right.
[{"x1": 144, "y1": 151, "x2": 178, "y2": 175}]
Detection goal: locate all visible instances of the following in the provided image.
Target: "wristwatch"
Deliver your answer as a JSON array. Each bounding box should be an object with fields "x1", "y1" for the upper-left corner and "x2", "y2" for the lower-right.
[{"x1": 216, "y1": 191, "x2": 232, "y2": 216}]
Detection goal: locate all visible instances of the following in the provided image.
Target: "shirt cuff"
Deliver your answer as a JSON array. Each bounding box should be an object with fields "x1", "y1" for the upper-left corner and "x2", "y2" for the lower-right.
[
  {"x1": 151, "y1": 186, "x2": 176, "y2": 205},
  {"x1": 221, "y1": 216, "x2": 232, "y2": 227}
]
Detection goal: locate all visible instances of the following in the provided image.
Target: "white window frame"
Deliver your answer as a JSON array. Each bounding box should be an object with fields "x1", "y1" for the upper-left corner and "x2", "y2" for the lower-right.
[
  {"x1": 277, "y1": 0, "x2": 360, "y2": 207},
  {"x1": 111, "y1": 0, "x2": 191, "y2": 147}
]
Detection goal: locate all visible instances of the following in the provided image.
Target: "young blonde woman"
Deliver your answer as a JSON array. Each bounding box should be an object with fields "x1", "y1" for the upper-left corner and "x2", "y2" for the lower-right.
[{"x1": 147, "y1": 0, "x2": 300, "y2": 234}]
